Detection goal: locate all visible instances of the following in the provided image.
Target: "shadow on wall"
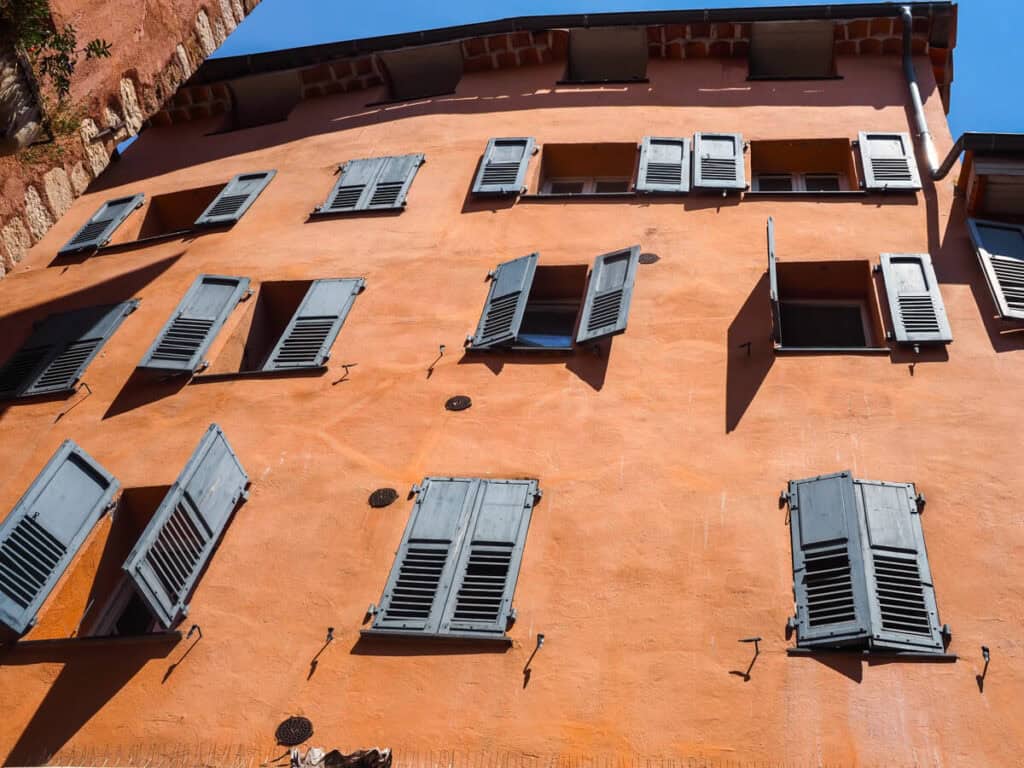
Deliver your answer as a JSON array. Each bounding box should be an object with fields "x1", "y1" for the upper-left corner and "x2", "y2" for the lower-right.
[
  {"x1": 458, "y1": 338, "x2": 612, "y2": 392},
  {"x1": 725, "y1": 273, "x2": 774, "y2": 433},
  {"x1": 90, "y1": 56, "x2": 931, "y2": 193},
  {"x1": 349, "y1": 634, "x2": 510, "y2": 657}
]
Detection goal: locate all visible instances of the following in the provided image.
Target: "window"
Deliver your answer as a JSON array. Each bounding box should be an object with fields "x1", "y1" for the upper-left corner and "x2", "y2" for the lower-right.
[
  {"x1": 542, "y1": 177, "x2": 631, "y2": 195},
  {"x1": 468, "y1": 246, "x2": 640, "y2": 351},
  {"x1": 535, "y1": 143, "x2": 637, "y2": 197},
  {"x1": 472, "y1": 137, "x2": 535, "y2": 197},
  {"x1": 138, "y1": 275, "x2": 363, "y2": 377},
  {"x1": 220, "y1": 70, "x2": 300, "y2": 133},
  {"x1": 314, "y1": 154, "x2": 424, "y2": 215},
  {"x1": 563, "y1": 26, "x2": 647, "y2": 84},
  {"x1": 0, "y1": 301, "x2": 137, "y2": 401},
  {"x1": 692, "y1": 132, "x2": 746, "y2": 191},
  {"x1": 748, "y1": 21, "x2": 837, "y2": 80},
  {"x1": 785, "y1": 471, "x2": 949, "y2": 657},
  {"x1": 962, "y1": 155, "x2": 1024, "y2": 219},
  {"x1": 58, "y1": 171, "x2": 275, "y2": 256},
  {"x1": 857, "y1": 132, "x2": 922, "y2": 191},
  {"x1": 749, "y1": 139, "x2": 854, "y2": 194},
  {"x1": 364, "y1": 477, "x2": 539, "y2": 642},
  {"x1": 967, "y1": 219, "x2": 1024, "y2": 320},
  {"x1": 376, "y1": 43, "x2": 462, "y2": 103}
]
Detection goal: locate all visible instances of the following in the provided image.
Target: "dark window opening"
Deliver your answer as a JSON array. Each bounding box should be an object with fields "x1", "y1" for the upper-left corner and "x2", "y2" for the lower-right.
[
  {"x1": 534, "y1": 143, "x2": 636, "y2": 196},
  {"x1": 779, "y1": 302, "x2": 867, "y2": 347},
  {"x1": 755, "y1": 174, "x2": 794, "y2": 192},
  {"x1": 111, "y1": 185, "x2": 224, "y2": 243},
  {"x1": 750, "y1": 139, "x2": 856, "y2": 194},
  {"x1": 113, "y1": 590, "x2": 157, "y2": 636},
  {"x1": 594, "y1": 179, "x2": 631, "y2": 194},
  {"x1": 804, "y1": 173, "x2": 842, "y2": 192},
  {"x1": 514, "y1": 265, "x2": 589, "y2": 350},
  {"x1": 563, "y1": 27, "x2": 647, "y2": 83},
  {"x1": 549, "y1": 180, "x2": 586, "y2": 195},
  {"x1": 749, "y1": 20, "x2": 837, "y2": 80}
]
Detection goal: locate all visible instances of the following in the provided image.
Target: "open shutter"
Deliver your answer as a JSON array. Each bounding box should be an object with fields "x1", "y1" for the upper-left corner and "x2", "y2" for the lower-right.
[
  {"x1": 138, "y1": 275, "x2": 249, "y2": 373},
  {"x1": 767, "y1": 217, "x2": 782, "y2": 347},
  {"x1": 58, "y1": 194, "x2": 144, "y2": 256},
  {"x1": 472, "y1": 138, "x2": 534, "y2": 196},
  {"x1": 858, "y1": 132, "x2": 922, "y2": 191},
  {"x1": 194, "y1": 170, "x2": 275, "y2": 226},
  {"x1": 440, "y1": 479, "x2": 537, "y2": 639},
  {"x1": 319, "y1": 158, "x2": 384, "y2": 213},
  {"x1": 693, "y1": 132, "x2": 745, "y2": 191},
  {"x1": 365, "y1": 154, "x2": 424, "y2": 210},
  {"x1": 853, "y1": 479, "x2": 944, "y2": 653},
  {"x1": 636, "y1": 136, "x2": 690, "y2": 193},
  {"x1": 469, "y1": 253, "x2": 539, "y2": 349},
  {"x1": 0, "y1": 441, "x2": 118, "y2": 634},
  {"x1": 788, "y1": 471, "x2": 872, "y2": 649},
  {"x1": 967, "y1": 219, "x2": 1024, "y2": 320},
  {"x1": 368, "y1": 477, "x2": 478, "y2": 636},
  {"x1": 576, "y1": 245, "x2": 640, "y2": 343},
  {"x1": 262, "y1": 278, "x2": 363, "y2": 370},
  {"x1": 123, "y1": 424, "x2": 248, "y2": 628},
  {"x1": 879, "y1": 253, "x2": 952, "y2": 343},
  {"x1": 0, "y1": 301, "x2": 137, "y2": 400}
]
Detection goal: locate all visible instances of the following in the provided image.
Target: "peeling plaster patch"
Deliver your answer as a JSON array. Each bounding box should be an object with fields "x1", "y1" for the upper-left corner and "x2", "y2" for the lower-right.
[
  {"x1": 80, "y1": 118, "x2": 110, "y2": 177},
  {"x1": 0, "y1": 216, "x2": 31, "y2": 267},
  {"x1": 176, "y1": 44, "x2": 193, "y2": 79},
  {"x1": 195, "y1": 10, "x2": 217, "y2": 57},
  {"x1": 70, "y1": 162, "x2": 91, "y2": 195},
  {"x1": 24, "y1": 186, "x2": 54, "y2": 241},
  {"x1": 43, "y1": 167, "x2": 74, "y2": 219}
]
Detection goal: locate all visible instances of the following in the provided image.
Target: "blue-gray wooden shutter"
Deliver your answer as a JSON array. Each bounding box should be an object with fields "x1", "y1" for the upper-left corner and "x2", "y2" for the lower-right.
[
  {"x1": 57, "y1": 194, "x2": 144, "y2": 256},
  {"x1": 788, "y1": 471, "x2": 872, "y2": 649},
  {"x1": 194, "y1": 170, "x2": 276, "y2": 226},
  {"x1": 878, "y1": 253, "x2": 952, "y2": 344},
  {"x1": 967, "y1": 219, "x2": 1024, "y2": 320},
  {"x1": 0, "y1": 441, "x2": 118, "y2": 634},
  {"x1": 472, "y1": 138, "x2": 535, "y2": 196},
  {"x1": 858, "y1": 132, "x2": 922, "y2": 191},
  {"x1": 137, "y1": 275, "x2": 250, "y2": 372},
  {"x1": 262, "y1": 278, "x2": 364, "y2": 370},
  {"x1": 122, "y1": 424, "x2": 248, "y2": 628},
  {"x1": 636, "y1": 136, "x2": 690, "y2": 193},
  {"x1": 853, "y1": 479, "x2": 944, "y2": 653},
  {"x1": 317, "y1": 155, "x2": 425, "y2": 214},
  {"x1": 0, "y1": 301, "x2": 137, "y2": 400},
  {"x1": 439, "y1": 479, "x2": 537, "y2": 639},
  {"x1": 369, "y1": 477, "x2": 478, "y2": 636},
  {"x1": 693, "y1": 132, "x2": 745, "y2": 191},
  {"x1": 469, "y1": 253, "x2": 539, "y2": 349},
  {"x1": 767, "y1": 217, "x2": 782, "y2": 347},
  {"x1": 576, "y1": 245, "x2": 641, "y2": 343}
]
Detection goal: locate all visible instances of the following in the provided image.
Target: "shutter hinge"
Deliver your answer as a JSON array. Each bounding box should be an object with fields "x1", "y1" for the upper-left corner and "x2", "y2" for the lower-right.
[
  {"x1": 506, "y1": 607, "x2": 517, "y2": 628},
  {"x1": 915, "y1": 492, "x2": 926, "y2": 512},
  {"x1": 872, "y1": 263, "x2": 882, "y2": 274},
  {"x1": 779, "y1": 490, "x2": 790, "y2": 507},
  {"x1": 240, "y1": 289, "x2": 254, "y2": 302},
  {"x1": 464, "y1": 334, "x2": 474, "y2": 347},
  {"x1": 410, "y1": 483, "x2": 424, "y2": 497},
  {"x1": 367, "y1": 602, "x2": 379, "y2": 616},
  {"x1": 532, "y1": 488, "x2": 543, "y2": 505},
  {"x1": 486, "y1": 269, "x2": 497, "y2": 281}
]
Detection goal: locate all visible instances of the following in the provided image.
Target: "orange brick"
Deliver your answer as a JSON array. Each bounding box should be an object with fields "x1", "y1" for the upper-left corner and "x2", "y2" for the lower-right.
[
  {"x1": 870, "y1": 18, "x2": 892, "y2": 36},
  {"x1": 667, "y1": 41, "x2": 684, "y2": 59},
  {"x1": 709, "y1": 40, "x2": 730, "y2": 57},
  {"x1": 463, "y1": 38, "x2": 485, "y2": 56},
  {"x1": 688, "y1": 23, "x2": 711, "y2": 38},
  {"x1": 511, "y1": 31, "x2": 531, "y2": 48},
  {"x1": 496, "y1": 51, "x2": 517, "y2": 68},
  {"x1": 847, "y1": 19, "x2": 870, "y2": 38},
  {"x1": 463, "y1": 55, "x2": 491, "y2": 73},
  {"x1": 519, "y1": 47, "x2": 541, "y2": 66},
  {"x1": 487, "y1": 34, "x2": 508, "y2": 52},
  {"x1": 860, "y1": 38, "x2": 883, "y2": 54},
  {"x1": 836, "y1": 40, "x2": 857, "y2": 55},
  {"x1": 685, "y1": 41, "x2": 708, "y2": 57}
]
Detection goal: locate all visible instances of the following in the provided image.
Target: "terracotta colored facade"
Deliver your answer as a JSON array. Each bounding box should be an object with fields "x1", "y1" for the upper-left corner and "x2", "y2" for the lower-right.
[{"x1": 3, "y1": 7, "x2": 1024, "y2": 766}]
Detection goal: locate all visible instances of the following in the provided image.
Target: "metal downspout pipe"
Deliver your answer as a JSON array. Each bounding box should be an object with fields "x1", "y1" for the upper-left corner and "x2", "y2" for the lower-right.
[{"x1": 900, "y1": 5, "x2": 942, "y2": 177}]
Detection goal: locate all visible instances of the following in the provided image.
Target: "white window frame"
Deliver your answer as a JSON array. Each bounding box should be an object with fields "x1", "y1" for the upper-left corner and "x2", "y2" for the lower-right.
[
  {"x1": 753, "y1": 172, "x2": 847, "y2": 192},
  {"x1": 542, "y1": 176, "x2": 633, "y2": 195}
]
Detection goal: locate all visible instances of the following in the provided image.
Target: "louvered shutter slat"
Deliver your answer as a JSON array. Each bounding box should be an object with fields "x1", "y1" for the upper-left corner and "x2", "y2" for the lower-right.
[
  {"x1": 693, "y1": 132, "x2": 745, "y2": 191},
  {"x1": 637, "y1": 136, "x2": 690, "y2": 193},
  {"x1": 858, "y1": 132, "x2": 922, "y2": 191},
  {"x1": 318, "y1": 158, "x2": 385, "y2": 214},
  {"x1": 879, "y1": 253, "x2": 952, "y2": 343},
  {"x1": 470, "y1": 253, "x2": 539, "y2": 349},
  {"x1": 967, "y1": 219, "x2": 1024, "y2": 320},
  {"x1": 365, "y1": 154, "x2": 424, "y2": 210},
  {"x1": 194, "y1": 171, "x2": 275, "y2": 226},
  {"x1": 767, "y1": 217, "x2": 782, "y2": 347},
  {"x1": 262, "y1": 278, "x2": 364, "y2": 370},
  {"x1": 472, "y1": 138, "x2": 535, "y2": 196},
  {"x1": 138, "y1": 275, "x2": 250, "y2": 373},
  {"x1": 58, "y1": 194, "x2": 144, "y2": 256},
  {"x1": 0, "y1": 441, "x2": 118, "y2": 634},
  {"x1": 576, "y1": 245, "x2": 641, "y2": 343},
  {"x1": 123, "y1": 424, "x2": 248, "y2": 628},
  {"x1": 788, "y1": 471, "x2": 872, "y2": 649}
]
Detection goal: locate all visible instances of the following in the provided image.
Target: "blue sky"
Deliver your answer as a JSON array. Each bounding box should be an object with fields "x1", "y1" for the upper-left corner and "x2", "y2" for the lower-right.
[{"x1": 211, "y1": 0, "x2": 1023, "y2": 137}]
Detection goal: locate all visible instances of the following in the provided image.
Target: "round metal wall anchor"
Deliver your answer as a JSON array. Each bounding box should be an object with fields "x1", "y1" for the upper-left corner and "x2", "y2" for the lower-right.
[
  {"x1": 445, "y1": 395, "x2": 472, "y2": 411},
  {"x1": 369, "y1": 487, "x2": 399, "y2": 508},
  {"x1": 275, "y1": 716, "x2": 314, "y2": 746}
]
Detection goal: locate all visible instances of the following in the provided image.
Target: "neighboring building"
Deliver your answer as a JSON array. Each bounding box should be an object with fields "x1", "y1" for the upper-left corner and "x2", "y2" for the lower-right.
[{"x1": 1, "y1": 2, "x2": 1023, "y2": 765}]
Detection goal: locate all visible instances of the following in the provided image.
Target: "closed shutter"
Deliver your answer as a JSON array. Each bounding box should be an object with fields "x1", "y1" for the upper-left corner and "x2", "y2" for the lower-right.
[
  {"x1": 853, "y1": 480, "x2": 944, "y2": 653},
  {"x1": 788, "y1": 471, "x2": 872, "y2": 648},
  {"x1": 58, "y1": 194, "x2": 144, "y2": 256},
  {"x1": 0, "y1": 301, "x2": 137, "y2": 400},
  {"x1": 858, "y1": 132, "x2": 922, "y2": 191},
  {"x1": 317, "y1": 155, "x2": 425, "y2": 214},
  {"x1": 636, "y1": 136, "x2": 690, "y2": 193},
  {"x1": 262, "y1": 278, "x2": 364, "y2": 370},
  {"x1": 767, "y1": 217, "x2": 781, "y2": 347},
  {"x1": 440, "y1": 479, "x2": 537, "y2": 638},
  {"x1": 194, "y1": 170, "x2": 276, "y2": 226},
  {"x1": 369, "y1": 477, "x2": 478, "y2": 635},
  {"x1": 693, "y1": 132, "x2": 745, "y2": 191},
  {"x1": 967, "y1": 219, "x2": 1024, "y2": 320},
  {"x1": 138, "y1": 275, "x2": 250, "y2": 373},
  {"x1": 469, "y1": 253, "x2": 539, "y2": 349},
  {"x1": 879, "y1": 253, "x2": 952, "y2": 343},
  {"x1": 576, "y1": 245, "x2": 641, "y2": 343},
  {"x1": 122, "y1": 424, "x2": 248, "y2": 628},
  {"x1": 472, "y1": 138, "x2": 535, "y2": 196},
  {"x1": 0, "y1": 441, "x2": 118, "y2": 634}
]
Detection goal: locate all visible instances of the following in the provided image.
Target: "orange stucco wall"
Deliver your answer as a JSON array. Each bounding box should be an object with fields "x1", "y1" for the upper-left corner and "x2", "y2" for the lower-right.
[{"x1": 1, "y1": 52, "x2": 1021, "y2": 766}]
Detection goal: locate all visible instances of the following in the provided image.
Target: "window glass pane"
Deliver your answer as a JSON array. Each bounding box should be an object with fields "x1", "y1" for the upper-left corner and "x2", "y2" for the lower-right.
[
  {"x1": 780, "y1": 302, "x2": 867, "y2": 347},
  {"x1": 594, "y1": 179, "x2": 630, "y2": 193},
  {"x1": 805, "y1": 173, "x2": 842, "y2": 192},
  {"x1": 756, "y1": 174, "x2": 794, "y2": 192},
  {"x1": 549, "y1": 180, "x2": 586, "y2": 194}
]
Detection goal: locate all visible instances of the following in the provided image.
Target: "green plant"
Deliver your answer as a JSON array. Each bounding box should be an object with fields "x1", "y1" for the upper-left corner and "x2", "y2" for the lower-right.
[{"x1": 1, "y1": 0, "x2": 112, "y2": 100}]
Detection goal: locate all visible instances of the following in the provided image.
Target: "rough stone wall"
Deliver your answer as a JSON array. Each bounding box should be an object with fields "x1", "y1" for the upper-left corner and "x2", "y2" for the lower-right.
[{"x1": 0, "y1": 0, "x2": 262, "y2": 275}]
